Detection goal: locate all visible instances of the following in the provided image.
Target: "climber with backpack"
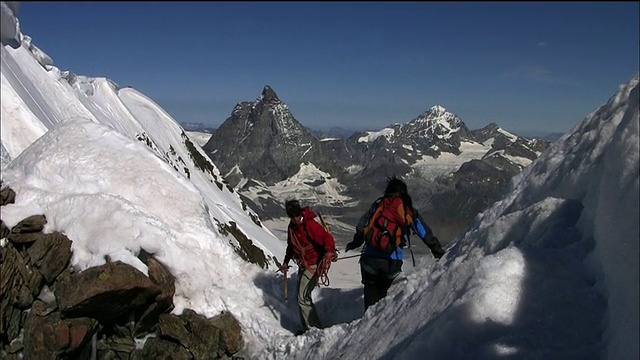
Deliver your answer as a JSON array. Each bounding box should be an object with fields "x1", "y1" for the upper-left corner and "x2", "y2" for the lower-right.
[
  {"x1": 345, "y1": 176, "x2": 445, "y2": 312},
  {"x1": 280, "y1": 199, "x2": 337, "y2": 334}
]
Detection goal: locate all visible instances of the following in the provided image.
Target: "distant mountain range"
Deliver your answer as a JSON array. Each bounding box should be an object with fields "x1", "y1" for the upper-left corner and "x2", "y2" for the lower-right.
[
  {"x1": 180, "y1": 122, "x2": 217, "y2": 133},
  {"x1": 182, "y1": 121, "x2": 564, "y2": 144},
  {"x1": 514, "y1": 130, "x2": 565, "y2": 142},
  {"x1": 199, "y1": 85, "x2": 553, "y2": 246}
]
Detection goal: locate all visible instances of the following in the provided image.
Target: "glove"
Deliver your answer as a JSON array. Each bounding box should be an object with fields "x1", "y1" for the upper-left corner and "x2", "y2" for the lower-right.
[
  {"x1": 324, "y1": 252, "x2": 337, "y2": 262},
  {"x1": 279, "y1": 263, "x2": 290, "y2": 272},
  {"x1": 347, "y1": 233, "x2": 363, "y2": 252},
  {"x1": 429, "y1": 237, "x2": 445, "y2": 260}
]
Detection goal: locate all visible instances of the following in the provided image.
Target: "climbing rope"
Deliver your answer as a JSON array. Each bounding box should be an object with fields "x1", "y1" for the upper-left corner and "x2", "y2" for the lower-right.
[
  {"x1": 316, "y1": 252, "x2": 337, "y2": 287},
  {"x1": 288, "y1": 228, "x2": 314, "y2": 269},
  {"x1": 288, "y1": 220, "x2": 337, "y2": 287}
]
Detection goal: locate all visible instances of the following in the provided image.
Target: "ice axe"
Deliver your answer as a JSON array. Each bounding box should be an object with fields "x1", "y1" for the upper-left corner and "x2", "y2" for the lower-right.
[
  {"x1": 277, "y1": 264, "x2": 290, "y2": 300},
  {"x1": 283, "y1": 266, "x2": 288, "y2": 300},
  {"x1": 336, "y1": 253, "x2": 361, "y2": 260}
]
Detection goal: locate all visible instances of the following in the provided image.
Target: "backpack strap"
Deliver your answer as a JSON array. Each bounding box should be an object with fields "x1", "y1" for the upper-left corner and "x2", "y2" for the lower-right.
[
  {"x1": 400, "y1": 200, "x2": 417, "y2": 266},
  {"x1": 400, "y1": 198, "x2": 415, "y2": 246}
]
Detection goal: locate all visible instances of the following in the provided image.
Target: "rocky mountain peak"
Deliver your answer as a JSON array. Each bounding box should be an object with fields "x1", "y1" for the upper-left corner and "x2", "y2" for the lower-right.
[
  {"x1": 202, "y1": 86, "x2": 342, "y2": 186},
  {"x1": 259, "y1": 85, "x2": 280, "y2": 104},
  {"x1": 410, "y1": 105, "x2": 462, "y2": 127},
  {"x1": 428, "y1": 104, "x2": 447, "y2": 116},
  {"x1": 472, "y1": 123, "x2": 516, "y2": 144},
  {"x1": 404, "y1": 105, "x2": 470, "y2": 142},
  {"x1": 485, "y1": 123, "x2": 500, "y2": 131}
]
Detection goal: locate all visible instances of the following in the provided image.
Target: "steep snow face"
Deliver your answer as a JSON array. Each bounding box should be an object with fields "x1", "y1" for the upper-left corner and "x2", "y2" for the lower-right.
[
  {"x1": 496, "y1": 127, "x2": 518, "y2": 142},
  {"x1": 0, "y1": 5, "x2": 284, "y2": 266},
  {"x1": 482, "y1": 74, "x2": 640, "y2": 360}
]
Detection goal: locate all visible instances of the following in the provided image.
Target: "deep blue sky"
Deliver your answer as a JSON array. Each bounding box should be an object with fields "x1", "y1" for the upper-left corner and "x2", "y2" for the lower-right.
[{"x1": 18, "y1": 2, "x2": 639, "y2": 135}]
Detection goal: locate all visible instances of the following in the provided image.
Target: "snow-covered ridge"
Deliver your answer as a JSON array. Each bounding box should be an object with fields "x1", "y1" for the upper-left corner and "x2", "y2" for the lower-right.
[
  {"x1": 357, "y1": 127, "x2": 396, "y2": 143},
  {"x1": 0, "y1": 3, "x2": 284, "y2": 269}
]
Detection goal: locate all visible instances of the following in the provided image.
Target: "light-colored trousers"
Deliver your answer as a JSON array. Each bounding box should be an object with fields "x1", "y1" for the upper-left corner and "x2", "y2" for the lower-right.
[{"x1": 297, "y1": 266, "x2": 322, "y2": 330}]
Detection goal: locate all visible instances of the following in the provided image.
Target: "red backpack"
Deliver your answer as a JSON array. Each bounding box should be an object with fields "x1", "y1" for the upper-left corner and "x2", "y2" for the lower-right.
[{"x1": 363, "y1": 196, "x2": 413, "y2": 253}]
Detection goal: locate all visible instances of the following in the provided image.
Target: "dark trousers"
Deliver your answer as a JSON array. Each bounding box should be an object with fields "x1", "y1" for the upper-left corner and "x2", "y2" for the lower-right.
[{"x1": 360, "y1": 255, "x2": 403, "y2": 311}]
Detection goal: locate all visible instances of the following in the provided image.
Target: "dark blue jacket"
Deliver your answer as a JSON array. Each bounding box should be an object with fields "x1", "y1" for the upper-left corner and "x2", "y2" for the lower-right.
[{"x1": 348, "y1": 196, "x2": 445, "y2": 260}]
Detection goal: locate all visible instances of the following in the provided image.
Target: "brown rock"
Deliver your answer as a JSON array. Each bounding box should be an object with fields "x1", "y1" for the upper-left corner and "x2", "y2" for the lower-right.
[
  {"x1": 23, "y1": 301, "x2": 98, "y2": 360},
  {"x1": 158, "y1": 309, "x2": 220, "y2": 359},
  {"x1": 27, "y1": 231, "x2": 72, "y2": 284},
  {"x1": 10, "y1": 214, "x2": 47, "y2": 233},
  {"x1": 1, "y1": 244, "x2": 43, "y2": 309},
  {"x1": 0, "y1": 303, "x2": 22, "y2": 343},
  {"x1": 8, "y1": 215, "x2": 48, "y2": 244},
  {"x1": 1, "y1": 187, "x2": 16, "y2": 206},
  {"x1": 134, "y1": 256, "x2": 176, "y2": 336},
  {"x1": 96, "y1": 335, "x2": 136, "y2": 357},
  {"x1": 211, "y1": 311, "x2": 243, "y2": 355},
  {"x1": 146, "y1": 256, "x2": 176, "y2": 304},
  {"x1": 7, "y1": 232, "x2": 45, "y2": 244},
  {"x1": 0, "y1": 220, "x2": 10, "y2": 238},
  {"x1": 54, "y1": 260, "x2": 161, "y2": 325}
]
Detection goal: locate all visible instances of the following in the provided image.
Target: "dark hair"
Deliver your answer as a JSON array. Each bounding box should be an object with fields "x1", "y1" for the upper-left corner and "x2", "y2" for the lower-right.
[
  {"x1": 385, "y1": 176, "x2": 413, "y2": 208},
  {"x1": 285, "y1": 199, "x2": 302, "y2": 218},
  {"x1": 384, "y1": 175, "x2": 408, "y2": 196}
]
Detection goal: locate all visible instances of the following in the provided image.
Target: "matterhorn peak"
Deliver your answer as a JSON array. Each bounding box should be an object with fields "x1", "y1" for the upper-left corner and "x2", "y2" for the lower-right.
[{"x1": 259, "y1": 85, "x2": 280, "y2": 103}]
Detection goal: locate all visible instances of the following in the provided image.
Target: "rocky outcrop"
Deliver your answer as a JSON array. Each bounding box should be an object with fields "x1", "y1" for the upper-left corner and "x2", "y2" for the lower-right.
[{"x1": 0, "y1": 186, "x2": 244, "y2": 360}]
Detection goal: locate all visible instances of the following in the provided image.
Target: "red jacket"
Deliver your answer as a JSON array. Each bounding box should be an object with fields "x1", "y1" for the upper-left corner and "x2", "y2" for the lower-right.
[{"x1": 284, "y1": 207, "x2": 335, "y2": 269}]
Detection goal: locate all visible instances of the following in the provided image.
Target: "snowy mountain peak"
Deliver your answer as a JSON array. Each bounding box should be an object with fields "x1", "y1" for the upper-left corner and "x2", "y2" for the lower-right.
[
  {"x1": 414, "y1": 104, "x2": 460, "y2": 125},
  {"x1": 404, "y1": 104, "x2": 468, "y2": 141},
  {"x1": 429, "y1": 104, "x2": 447, "y2": 115}
]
